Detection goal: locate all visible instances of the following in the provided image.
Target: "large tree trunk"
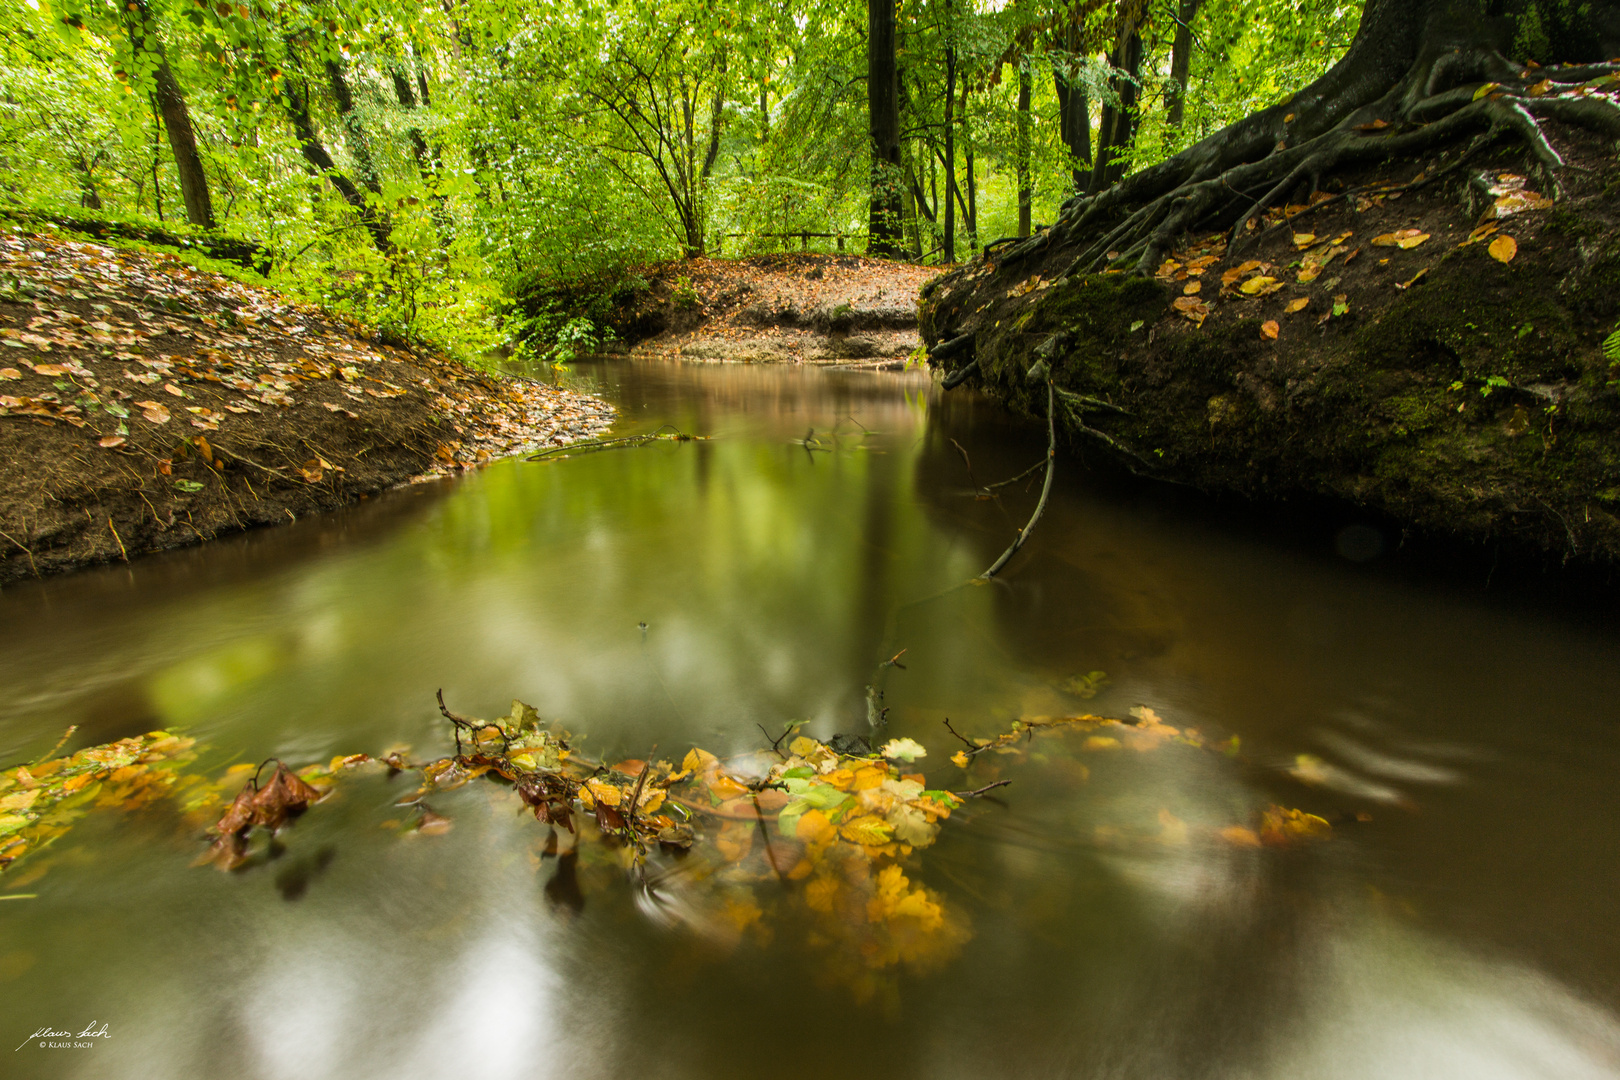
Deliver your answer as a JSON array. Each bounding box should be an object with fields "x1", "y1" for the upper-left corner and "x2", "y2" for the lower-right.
[
  {"x1": 867, "y1": 0, "x2": 905, "y2": 257},
  {"x1": 1054, "y1": 68, "x2": 1091, "y2": 195},
  {"x1": 920, "y1": 0, "x2": 1620, "y2": 567},
  {"x1": 124, "y1": 0, "x2": 214, "y2": 229},
  {"x1": 1087, "y1": 16, "x2": 1145, "y2": 196}
]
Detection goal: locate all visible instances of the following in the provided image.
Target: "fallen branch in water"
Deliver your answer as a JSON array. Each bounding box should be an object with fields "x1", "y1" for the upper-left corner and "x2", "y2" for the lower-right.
[
  {"x1": 981, "y1": 458, "x2": 1047, "y2": 493},
  {"x1": 953, "y1": 780, "x2": 1013, "y2": 799},
  {"x1": 527, "y1": 424, "x2": 708, "y2": 461},
  {"x1": 978, "y1": 381, "x2": 1055, "y2": 580}
]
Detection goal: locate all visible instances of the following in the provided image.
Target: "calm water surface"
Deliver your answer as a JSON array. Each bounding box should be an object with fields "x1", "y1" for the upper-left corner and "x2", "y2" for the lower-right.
[{"x1": 2, "y1": 361, "x2": 1618, "y2": 1079}]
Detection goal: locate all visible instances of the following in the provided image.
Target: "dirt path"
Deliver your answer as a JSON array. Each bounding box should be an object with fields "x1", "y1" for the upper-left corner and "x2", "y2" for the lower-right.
[
  {"x1": 600, "y1": 254, "x2": 937, "y2": 366},
  {"x1": 0, "y1": 226, "x2": 613, "y2": 584}
]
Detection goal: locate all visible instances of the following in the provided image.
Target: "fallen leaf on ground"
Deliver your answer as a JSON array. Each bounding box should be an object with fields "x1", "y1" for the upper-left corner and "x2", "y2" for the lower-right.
[
  {"x1": 97, "y1": 435, "x2": 125, "y2": 448},
  {"x1": 1489, "y1": 236, "x2": 1518, "y2": 263},
  {"x1": 1261, "y1": 320, "x2": 1280, "y2": 340},
  {"x1": 1285, "y1": 298, "x2": 1310, "y2": 314}
]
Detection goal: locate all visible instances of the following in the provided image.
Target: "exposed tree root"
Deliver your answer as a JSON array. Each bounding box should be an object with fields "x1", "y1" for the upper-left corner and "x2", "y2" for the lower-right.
[{"x1": 983, "y1": 17, "x2": 1620, "y2": 287}]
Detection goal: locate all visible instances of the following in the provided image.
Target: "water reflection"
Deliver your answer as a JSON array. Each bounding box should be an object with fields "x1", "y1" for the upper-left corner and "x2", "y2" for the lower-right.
[{"x1": 0, "y1": 361, "x2": 1616, "y2": 1079}]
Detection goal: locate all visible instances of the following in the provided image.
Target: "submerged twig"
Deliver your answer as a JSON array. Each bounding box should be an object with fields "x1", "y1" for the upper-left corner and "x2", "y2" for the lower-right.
[
  {"x1": 527, "y1": 424, "x2": 707, "y2": 462},
  {"x1": 32, "y1": 725, "x2": 78, "y2": 765},
  {"x1": 981, "y1": 458, "x2": 1047, "y2": 493},
  {"x1": 953, "y1": 780, "x2": 1013, "y2": 799},
  {"x1": 949, "y1": 438, "x2": 979, "y2": 492},
  {"x1": 436, "y1": 688, "x2": 479, "y2": 757},
  {"x1": 978, "y1": 382, "x2": 1056, "y2": 580}
]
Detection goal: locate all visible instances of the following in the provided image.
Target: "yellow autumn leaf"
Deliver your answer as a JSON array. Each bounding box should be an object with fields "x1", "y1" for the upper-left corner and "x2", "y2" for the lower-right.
[
  {"x1": 1371, "y1": 229, "x2": 1424, "y2": 247},
  {"x1": 852, "y1": 765, "x2": 889, "y2": 790},
  {"x1": 950, "y1": 750, "x2": 971, "y2": 769},
  {"x1": 1261, "y1": 320, "x2": 1280, "y2": 340},
  {"x1": 1396, "y1": 233, "x2": 1431, "y2": 250},
  {"x1": 681, "y1": 748, "x2": 717, "y2": 774},
  {"x1": 823, "y1": 767, "x2": 856, "y2": 791},
  {"x1": 1260, "y1": 805, "x2": 1333, "y2": 846},
  {"x1": 715, "y1": 819, "x2": 754, "y2": 862},
  {"x1": 788, "y1": 736, "x2": 821, "y2": 758},
  {"x1": 582, "y1": 777, "x2": 622, "y2": 807},
  {"x1": 839, "y1": 814, "x2": 894, "y2": 846},
  {"x1": 1292, "y1": 232, "x2": 1316, "y2": 248},
  {"x1": 1239, "y1": 276, "x2": 1283, "y2": 296},
  {"x1": 0, "y1": 789, "x2": 39, "y2": 811},
  {"x1": 1083, "y1": 736, "x2": 1120, "y2": 751},
  {"x1": 795, "y1": 808, "x2": 837, "y2": 844},
  {"x1": 708, "y1": 773, "x2": 750, "y2": 800},
  {"x1": 805, "y1": 875, "x2": 839, "y2": 912},
  {"x1": 1285, "y1": 297, "x2": 1310, "y2": 313},
  {"x1": 1219, "y1": 825, "x2": 1262, "y2": 847},
  {"x1": 1489, "y1": 235, "x2": 1518, "y2": 263},
  {"x1": 1183, "y1": 281, "x2": 1202, "y2": 295}
]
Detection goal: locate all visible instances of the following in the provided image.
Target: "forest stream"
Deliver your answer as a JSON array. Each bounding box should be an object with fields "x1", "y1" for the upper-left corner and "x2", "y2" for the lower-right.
[{"x1": 1, "y1": 360, "x2": 1618, "y2": 1079}]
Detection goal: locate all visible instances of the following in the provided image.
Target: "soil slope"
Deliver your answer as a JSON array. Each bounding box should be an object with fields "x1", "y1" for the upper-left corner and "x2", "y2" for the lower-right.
[
  {"x1": 921, "y1": 123, "x2": 1620, "y2": 565},
  {"x1": 0, "y1": 226, "x2": 612, "y2": 584},
  {"x1": 600, "y1": 254, "x2": 934, "y2": 365}
]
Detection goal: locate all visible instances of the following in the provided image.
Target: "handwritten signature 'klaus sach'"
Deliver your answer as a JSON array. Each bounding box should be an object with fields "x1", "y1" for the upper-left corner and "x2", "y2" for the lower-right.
[{"x1": 14, "y1": 1022, "x2": 110, "y2": 1051}]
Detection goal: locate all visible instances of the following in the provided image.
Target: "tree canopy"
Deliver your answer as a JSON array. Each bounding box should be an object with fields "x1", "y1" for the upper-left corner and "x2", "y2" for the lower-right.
[{"x1": 2, "y1": 0, "x2": 1589, "y2": 356}]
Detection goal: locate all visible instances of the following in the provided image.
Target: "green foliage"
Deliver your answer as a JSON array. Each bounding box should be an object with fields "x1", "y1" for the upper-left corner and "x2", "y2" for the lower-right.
[
  {"x1": 1603, "y1": 328, "x2": 1620, "y2": 361},
  {"x1": 0, "y1": 0, "x2": 1366, "y2": 347}
]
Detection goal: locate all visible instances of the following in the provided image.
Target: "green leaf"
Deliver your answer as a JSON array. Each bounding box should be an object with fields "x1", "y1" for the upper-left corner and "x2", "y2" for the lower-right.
[
  {"x1": 879, "y1": 737, "x2": 927, "y2": 763},
  {"x1": 173, "y1": 479, "x2": 206, "y2": 493}
]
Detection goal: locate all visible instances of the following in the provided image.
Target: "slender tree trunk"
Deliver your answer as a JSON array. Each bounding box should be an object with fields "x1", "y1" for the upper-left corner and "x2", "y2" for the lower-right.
[
  {"x1": 962, "y1": 81, "x2": 977, "y2": 254},
  {"x1": 148, "y1": 95, "x2": 164, "y2": 223},
  {"x1": 282, "y1": 73, "x2": 393, "y2": 253},
  {"x1": 1088, "y1": 16, "x2": 1144, "y2": 196},
  {"x1": 389, "y1": 65, "x2": 432, "y2": 181},
  {"x1": 1017, "y1": 62, "x2": 1032, "y2": 238},
  {"x1": 943, "y1": 38, "x2": 956, "y2": 263},
  {"x1": 1167, "y1": 0, "x2": 1200, "y2": 128},
  {"x1": 867, "y1": 0, "x2": 905, "y2": 256},
  {"x1": 124, "y1": 0, "x2": 213, "y2": 228},
  {"x1": 73, "y1": 153, "x2": 103, "y2": 211},
  {"x1": 325, "y1": 58, "x2": 382, "y2": 196}
]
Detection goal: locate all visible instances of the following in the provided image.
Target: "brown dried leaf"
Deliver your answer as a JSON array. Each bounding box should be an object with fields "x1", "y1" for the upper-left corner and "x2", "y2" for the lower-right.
[{"x1": 252, "y1": 762, "x2": 322, "y2": 832}]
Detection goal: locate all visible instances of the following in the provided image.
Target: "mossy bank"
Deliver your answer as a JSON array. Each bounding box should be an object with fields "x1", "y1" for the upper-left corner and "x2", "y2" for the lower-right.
[{"x1": 920, "y1": 126, "x2": 1620, "y2": 565}]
